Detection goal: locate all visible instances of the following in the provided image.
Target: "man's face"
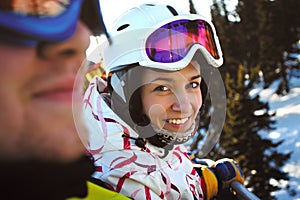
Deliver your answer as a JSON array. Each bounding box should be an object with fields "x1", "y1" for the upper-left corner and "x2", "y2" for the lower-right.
[{"x1": 0, "y1": 22, "x2": 91, "y2": 162}]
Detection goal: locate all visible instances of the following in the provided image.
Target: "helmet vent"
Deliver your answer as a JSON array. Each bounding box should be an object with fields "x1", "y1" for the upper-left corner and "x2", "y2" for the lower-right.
[
  {"x1": 166, "y1": 5, "x2": 178, "y2": 16},
  {"x1": 117, "y1": 24, "x2": 130, "y2": 31}
]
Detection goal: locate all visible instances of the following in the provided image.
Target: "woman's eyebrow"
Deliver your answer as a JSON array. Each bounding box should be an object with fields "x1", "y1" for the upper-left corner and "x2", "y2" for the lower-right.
[
  {"x1": 150, "y1": 77, "x2": 173, "y2": 83},
  {"x1": 190, "y1": 74, "x2": 201, "y2": 80},
  {"x1": 149, "y1": 74, "x2": 201, "y2": 83}
]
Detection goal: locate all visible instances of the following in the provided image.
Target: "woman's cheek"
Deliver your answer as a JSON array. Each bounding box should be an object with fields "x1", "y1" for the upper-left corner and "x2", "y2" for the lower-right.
[{"x1": 147, "y1": 103, "x2": 167, "y2": 128}]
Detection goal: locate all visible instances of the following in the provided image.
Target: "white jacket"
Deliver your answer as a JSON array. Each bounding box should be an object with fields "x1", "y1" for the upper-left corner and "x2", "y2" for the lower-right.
[{"x1": 83, "y1": 77, "x2": 204, "y2": 200}]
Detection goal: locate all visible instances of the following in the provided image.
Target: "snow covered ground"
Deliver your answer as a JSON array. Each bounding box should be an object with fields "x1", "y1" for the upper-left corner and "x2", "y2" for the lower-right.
[{"x1": 258, "y1": 75, "x2": 300, "y2": 199}]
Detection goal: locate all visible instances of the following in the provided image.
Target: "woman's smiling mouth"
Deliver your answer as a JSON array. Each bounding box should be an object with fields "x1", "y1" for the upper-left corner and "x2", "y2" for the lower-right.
[{"x1": 166, "y1": 117, "x2": 189, "y2": 125}]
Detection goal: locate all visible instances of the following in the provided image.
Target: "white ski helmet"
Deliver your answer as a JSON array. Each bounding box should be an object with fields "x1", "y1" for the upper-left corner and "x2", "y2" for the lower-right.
[{"x1": 103, "y1": 3, "x2": 223, "y2": 74}]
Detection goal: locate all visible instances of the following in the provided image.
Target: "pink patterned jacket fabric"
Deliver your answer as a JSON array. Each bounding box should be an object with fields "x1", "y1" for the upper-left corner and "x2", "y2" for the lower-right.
[{"x1": 83, "y1": 77, "x2": 204, "y2": 200}]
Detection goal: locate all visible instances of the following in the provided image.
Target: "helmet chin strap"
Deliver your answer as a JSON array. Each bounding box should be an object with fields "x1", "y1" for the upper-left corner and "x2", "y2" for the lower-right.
[
  {"x1": 150, "y1": 123, "x2": 196, "y2": 145},
  {"x1": 121, "y1": 122, "x2": 196, "y2": 155},
  {"x1": 144, "y1": 123, "x2": 196, "y2": 158}
]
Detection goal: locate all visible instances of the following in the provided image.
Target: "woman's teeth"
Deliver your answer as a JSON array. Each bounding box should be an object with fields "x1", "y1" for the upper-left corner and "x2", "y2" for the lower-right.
[{"x1": 167, "y1": 118, "x2": 188, "y2": 125}]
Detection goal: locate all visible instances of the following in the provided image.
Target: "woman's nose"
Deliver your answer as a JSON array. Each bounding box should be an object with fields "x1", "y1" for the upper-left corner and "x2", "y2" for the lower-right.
[
  {"x1": 37, "y1": 21, "x2": 92, "y2": 70},
  {"x1": 171, "y1": 92, "x2": 191, "y2": 113}
]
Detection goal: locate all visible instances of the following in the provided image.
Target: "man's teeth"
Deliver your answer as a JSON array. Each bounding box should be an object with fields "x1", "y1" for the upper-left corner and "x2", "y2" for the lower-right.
[{"x1": 167, "y1": 118, "x2": 188, "y2": 124}]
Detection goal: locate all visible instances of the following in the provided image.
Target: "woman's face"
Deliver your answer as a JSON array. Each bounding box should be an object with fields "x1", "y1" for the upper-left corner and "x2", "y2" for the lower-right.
[{"x1": 141, "y1": 62, "x2": 202, "y2": 133}]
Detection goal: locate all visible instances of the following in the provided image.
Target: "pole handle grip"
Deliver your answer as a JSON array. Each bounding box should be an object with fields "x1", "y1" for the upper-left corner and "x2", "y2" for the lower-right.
[{"x1": 231, "y1": 181, "x2": 260, "y2": 200}]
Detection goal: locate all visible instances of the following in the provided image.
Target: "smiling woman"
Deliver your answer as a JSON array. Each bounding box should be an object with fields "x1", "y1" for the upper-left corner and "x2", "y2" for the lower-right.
[
  {"x1": 81, "y1": 2, "x2": 245, "y2": 200},
  {"x1": 103, "y1": 60, "x2": 207, "y2": 150}
]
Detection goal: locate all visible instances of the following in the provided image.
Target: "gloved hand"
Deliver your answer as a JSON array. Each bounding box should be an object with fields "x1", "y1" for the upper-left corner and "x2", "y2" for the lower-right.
[
  {"x1": 211, "y1": 158, "x2": 244, "y2": 189},
  {"x1": 193, "y1": 158, "x2": 244, "y2": 200}
]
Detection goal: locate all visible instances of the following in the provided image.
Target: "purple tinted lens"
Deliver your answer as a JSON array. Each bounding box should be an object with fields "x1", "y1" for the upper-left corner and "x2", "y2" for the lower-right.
[
  {"x1": 145, "y1": 19, "x2": 219, "y2": 63},
  {"x1": 147, "y1": 49, "x2": 185, "y2": 63}
]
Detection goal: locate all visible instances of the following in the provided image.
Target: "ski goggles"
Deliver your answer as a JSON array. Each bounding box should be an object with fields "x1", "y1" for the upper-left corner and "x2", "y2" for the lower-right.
[
  {"x1": 104, "y1": 16, "x2": 223, "y2": 73},
  {"x1": 146, "y1": 19, "x2": 220, "y2": 62},
  {"x1": 140, "y1": 18, "x2": 223, "y2": 69},
  {"x1": 0, "y1": 0, "x2": 104, "y2": 46}
]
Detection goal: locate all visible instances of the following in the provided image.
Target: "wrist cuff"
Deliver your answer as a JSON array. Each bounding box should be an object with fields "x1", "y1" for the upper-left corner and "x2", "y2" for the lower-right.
[{"x1": 202, "y1": 167, "x2": 218, "y2": 200}]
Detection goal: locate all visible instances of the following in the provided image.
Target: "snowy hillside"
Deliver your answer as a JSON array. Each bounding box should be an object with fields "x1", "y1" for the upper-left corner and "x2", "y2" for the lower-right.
[{"x1": 258, "y1": 76, "x2": 300, "y2": 199}]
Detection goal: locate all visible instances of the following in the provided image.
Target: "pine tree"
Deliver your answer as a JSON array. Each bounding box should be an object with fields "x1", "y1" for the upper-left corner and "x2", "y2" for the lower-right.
[
  {"x1": 210, "y1": 0, "x2": 242, "y2": 74},
  {"x1": 213, "y1": 65, "x2": 291, "y2": 199},
  {"x1": 189, "y1": 0, "x2": 293, "y2": 198},
  {"x1": 213, "y1": 0, "x2": 300, "y2": 89},
  {"x1": 237, "y1": 0, "x2": 300, "y2": 89}
]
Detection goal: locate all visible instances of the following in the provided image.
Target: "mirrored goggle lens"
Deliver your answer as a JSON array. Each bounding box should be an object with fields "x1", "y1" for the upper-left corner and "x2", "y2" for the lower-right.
[{"x1": 145, "y1": 19, "x2": 220, "y2": 63}]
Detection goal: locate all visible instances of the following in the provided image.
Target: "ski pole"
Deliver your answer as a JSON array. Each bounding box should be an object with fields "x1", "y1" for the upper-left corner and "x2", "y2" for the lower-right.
[{"x1": 231, "y1": 181, "x2": 260, "y2": 200}]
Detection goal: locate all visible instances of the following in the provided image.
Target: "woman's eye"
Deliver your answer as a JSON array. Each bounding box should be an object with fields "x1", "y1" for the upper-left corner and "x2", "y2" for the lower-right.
[
  {"x1": 190, "y1": 82, "x2": 200, "y2": 88},
  {"x1": 154, "y1": 85, "x2": 169, "y2": 92}
]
